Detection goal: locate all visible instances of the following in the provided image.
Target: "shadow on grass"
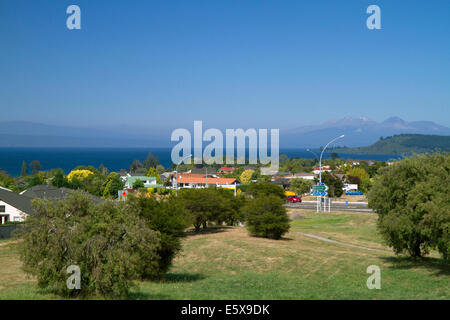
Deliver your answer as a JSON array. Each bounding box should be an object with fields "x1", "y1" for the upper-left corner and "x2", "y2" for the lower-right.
[
  {"x1": 380, "y1": 255, "x2": 450, "y2": 276},
  {"x1": 130, "y1": 272, "x2": 206, "y2": 300},
  {"x1": 184, "y1": 226, "x2": 233, "y2": 237},
  {"x1": 161, "y1": 272, "x2": 206, "y2": 283}
]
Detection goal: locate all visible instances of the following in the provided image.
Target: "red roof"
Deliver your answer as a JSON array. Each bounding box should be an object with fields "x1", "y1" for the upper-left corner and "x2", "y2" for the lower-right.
[
  {"x1": 176, "y1": 173, "x2": 237, "y2": 185},
  {"x1": 218, "y1": 167, "x2": 234, "y2": 171}
]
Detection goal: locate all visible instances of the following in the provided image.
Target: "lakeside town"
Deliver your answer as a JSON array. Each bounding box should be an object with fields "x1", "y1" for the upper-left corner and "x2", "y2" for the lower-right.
[{"x1": 0, "y1": 152, "x2": 388, "y2": 225}]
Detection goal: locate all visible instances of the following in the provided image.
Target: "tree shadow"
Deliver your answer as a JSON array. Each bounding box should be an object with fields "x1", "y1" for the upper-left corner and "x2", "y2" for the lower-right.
[
  {"x1": 380, "y1": 255, "x2": 450, "y2": 276},
  {"x1": 184, "y1": 225, "x2": 233, "y2": 237},
  {"x1": 160, "y1": 272, "x2": 206, "y2": 283}
]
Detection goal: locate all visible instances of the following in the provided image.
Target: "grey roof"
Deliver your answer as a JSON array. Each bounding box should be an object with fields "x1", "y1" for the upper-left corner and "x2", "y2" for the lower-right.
[
  {"x1": 0, "y1": 188, "x2": 33, "y2": 214},
  {"x1": 21, "y1": 185, "x2": 104, "y2": 203}
]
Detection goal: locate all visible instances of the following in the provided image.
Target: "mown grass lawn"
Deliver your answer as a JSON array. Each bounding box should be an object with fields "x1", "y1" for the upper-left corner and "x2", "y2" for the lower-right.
[{"x1": 0, "y1": 209, "x2": 448, "y2": 300}]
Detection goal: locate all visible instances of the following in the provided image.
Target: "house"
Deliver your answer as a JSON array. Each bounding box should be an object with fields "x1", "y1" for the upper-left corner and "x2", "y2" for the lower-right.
[
  {"x1": 312, "y1": 166, "x2": 331, "y2": 175},
  {"x1": 123, "y1": 176, "x2": 163, "y2": 189},
  {"x1": 217, "y1": 167, "x2": 234, "y2": 174},
  {"x1": 0, "y1": 188, "x2": 32, "y2": 224},
  {"x1": 173, "y1": 173, "x2": 239, "y2": 189},
  {"x1": 286, "y1": 172, "x2": 317, "y2": 180}
]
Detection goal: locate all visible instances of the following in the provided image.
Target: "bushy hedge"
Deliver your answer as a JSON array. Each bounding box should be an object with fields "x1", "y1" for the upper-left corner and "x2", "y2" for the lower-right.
[
  {"x1": 18, "y1": 192, "x2": 161, "y2": 298},
  {"x1": 243, "y1": 195, "x2": 290, "y2": 239},
  {"x1": 368, "y1": 153, "x2": 450, "y2": 261}
]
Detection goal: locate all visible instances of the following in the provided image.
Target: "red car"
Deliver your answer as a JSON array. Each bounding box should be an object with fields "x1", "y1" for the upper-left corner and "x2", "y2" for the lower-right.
[{"x1": 287, "y1": 195, "x2": 302, "y2": 203}]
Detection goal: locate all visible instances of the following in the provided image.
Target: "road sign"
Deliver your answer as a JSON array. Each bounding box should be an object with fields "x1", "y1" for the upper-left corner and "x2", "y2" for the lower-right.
[
  {"x1": 312, "y1": 191, "x2": 328, "y2": 196},
  {"x1": 313, "y1": 184, "x2": 329, "y2": 192}
]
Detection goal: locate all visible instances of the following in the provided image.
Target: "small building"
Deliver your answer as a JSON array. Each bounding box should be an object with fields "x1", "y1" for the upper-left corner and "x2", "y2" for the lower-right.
[
  {"x1": 123, "y1": 176, "x2": 163, "y2": 189},
  {"x1": 0, "y1": 188, "x2": 32, "y2": 224},
  {"x1": 286, "y1": 172, "x2": 317, "y2": 180},
  {"x1": 312, "y1": 166, "x2": 331, "y2": 175},
  {"x1": 217, "y1": 167, "x2": 235, "y2": 174}
]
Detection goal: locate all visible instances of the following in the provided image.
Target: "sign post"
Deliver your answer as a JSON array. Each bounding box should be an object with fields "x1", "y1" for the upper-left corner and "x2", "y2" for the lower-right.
[{"x1": 312, "y1": 183, "x2": 328, "y2": 212}]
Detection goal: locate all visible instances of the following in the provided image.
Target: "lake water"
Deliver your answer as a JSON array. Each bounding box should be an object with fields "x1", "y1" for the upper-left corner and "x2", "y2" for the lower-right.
[{"x1": 0, "y1": 147, "x2": 400, "y2": 177}]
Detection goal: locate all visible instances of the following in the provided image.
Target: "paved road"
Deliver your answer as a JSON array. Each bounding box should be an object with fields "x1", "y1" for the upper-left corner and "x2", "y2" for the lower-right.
[{"x1": 285, "y1": 201, "x2": 374, "y2": 213}]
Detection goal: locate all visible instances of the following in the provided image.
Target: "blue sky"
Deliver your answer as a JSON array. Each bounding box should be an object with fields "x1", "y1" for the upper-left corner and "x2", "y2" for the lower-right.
[{"x1": 1, "y1": 0, "x2": 449, "y2": 131}]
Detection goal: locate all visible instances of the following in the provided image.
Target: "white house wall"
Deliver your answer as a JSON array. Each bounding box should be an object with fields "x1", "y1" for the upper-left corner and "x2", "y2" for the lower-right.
[{"x1": 0, "y1": 200, "x2": 28, "y2": 223}]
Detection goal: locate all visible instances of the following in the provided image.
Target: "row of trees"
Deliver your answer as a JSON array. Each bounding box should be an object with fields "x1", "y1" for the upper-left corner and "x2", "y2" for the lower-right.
[{"x1": 19, "y1": 182, "x2": 291, "y2": 298}]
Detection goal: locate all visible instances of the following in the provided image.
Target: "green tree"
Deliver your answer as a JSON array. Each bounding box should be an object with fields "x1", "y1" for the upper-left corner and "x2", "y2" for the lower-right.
[
  {"x1": 368, "y1": 153, "x2": 450, "y2": 261},
  {"x1": 132, "y1": 179, "x2": 145, "y2": 189},
  {"x1": 147, "y1": 167, "x2": 163, "y2": 184},
  {"x1": 321, "y1": 172, "x2": 344, "y2": 198},
  {"x1": 289, "y1": 178, "x2": 313, "y2": 195},
  {"x1": 21, "y1": 161, "x2": 28, "y2": 177},
  {"x1": 243, "y1": 195, "x2": 290, "y2": 239},
  {"x1": 143, "y1": 152, "x2": 160, "y2": 169},
  {"x1": 127, "y1": 196, "x2": 189, "y2": 278},
  {"x1": 177, "y1": 188, "x2": 231, "y2": 231},
  {"x1": 50, "y1": 169, "x2": 69, "y2": 188},
  {"x1": 129, "y1": 159, "x2": 143, "y2": 173},
  {"x1": 29, "y1": 160, "x2": 41, "y2": 175},
  {"x1": 240, "y1": 169, "x2": 254, "y2": 184},
  {"x1": 246, "y1": 183, "x2": 286, "y2": 200},
  {"x1": 18, "y1": 192, "x2": 161, "y2": 298},
  {"x1": 103, "y1": 172, "x2": 125, "y2": 198},
  {"x1": 347, "y1": 167, "x2": 370, "y2": 181}
]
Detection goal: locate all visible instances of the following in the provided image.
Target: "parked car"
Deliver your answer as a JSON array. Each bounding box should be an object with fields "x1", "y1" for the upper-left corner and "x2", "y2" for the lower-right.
[
  {"x1": 287, "y1": 195, "x2": 302, "y2": 203},
  {"x1": 346, "y1": 191, "x2": 363, "y2": 195}
]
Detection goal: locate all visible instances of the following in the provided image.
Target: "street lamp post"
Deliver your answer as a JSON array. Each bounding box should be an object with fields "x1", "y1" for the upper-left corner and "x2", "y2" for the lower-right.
[
  {"x1": 319, "y1": 135, "x2": 345, "y2": 183},
  {"x1": 318, "y1": 135, "x2": 345, "y2": 211},
  {"x1": 175, "y1": 154, "x2": 192, "y2": 196}
]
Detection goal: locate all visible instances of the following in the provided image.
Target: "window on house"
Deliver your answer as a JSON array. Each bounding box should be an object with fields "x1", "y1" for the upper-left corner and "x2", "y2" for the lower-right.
[{"x1": 0, "y1": 205, "x2": 5, "y2": 213}]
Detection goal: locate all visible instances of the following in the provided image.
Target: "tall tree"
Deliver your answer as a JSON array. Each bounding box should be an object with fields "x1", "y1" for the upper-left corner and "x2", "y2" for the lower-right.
[
  {"x1": 129, "y1": 159, "x2": 143, "y2": 173},
  {"x1": 143, "y1": 152, "x2": 160, "y2": 169},
  {"x1": 21, "y1": 160, "x2": 28, "y2": 176},
  {"x1": 29, "y1": 160, "x2": 41, "y2": 175}
]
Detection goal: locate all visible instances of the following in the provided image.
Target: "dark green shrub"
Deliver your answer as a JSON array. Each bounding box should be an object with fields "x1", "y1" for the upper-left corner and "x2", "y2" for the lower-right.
[
  {"x1": 243, "y1": 195, "x2": 290, "y2": 239},
  {"x1": 246, "y1": 183, "x2": 286, "y2": 200},
  {"x1": 18, "y1": 192, "x2": 161, "y2": 298},
  {"x1": 177, "y1": 188, "x2": 244, "y2": 231},
  {"x1": 126, "y1": 196, "x2": 189, "y2": 278}
]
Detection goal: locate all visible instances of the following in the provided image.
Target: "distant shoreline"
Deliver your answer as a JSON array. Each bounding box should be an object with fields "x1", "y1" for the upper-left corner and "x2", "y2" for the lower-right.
[{"x1": 0, "y1": 147, "x2": 400, "y2": 177}]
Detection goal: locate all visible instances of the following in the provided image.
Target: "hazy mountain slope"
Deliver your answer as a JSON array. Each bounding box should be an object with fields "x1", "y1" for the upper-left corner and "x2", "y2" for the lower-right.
[
  {"x1": 332, "y1": 134, "x2": 450, "y2": 155},
  {"x1": 281, "y1": 117, "x2": 450, "y2": 147}
]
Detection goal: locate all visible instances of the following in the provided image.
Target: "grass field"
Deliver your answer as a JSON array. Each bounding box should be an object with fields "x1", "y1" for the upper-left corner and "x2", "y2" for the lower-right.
[{"x1": 0, "y1": 209, "x2": 448, "y2": 300}]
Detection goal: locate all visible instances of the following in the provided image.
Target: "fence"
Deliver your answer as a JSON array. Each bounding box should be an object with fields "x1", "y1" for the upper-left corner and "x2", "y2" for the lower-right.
[{"x1": 0, "y1": 224, "x2": 21, "y2": 239}]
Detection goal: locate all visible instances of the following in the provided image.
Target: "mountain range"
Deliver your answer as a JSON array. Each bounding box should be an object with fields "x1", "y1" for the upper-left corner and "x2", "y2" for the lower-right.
[{"x1": 0, "y1": 117, "x2": 449, "y2": 148}]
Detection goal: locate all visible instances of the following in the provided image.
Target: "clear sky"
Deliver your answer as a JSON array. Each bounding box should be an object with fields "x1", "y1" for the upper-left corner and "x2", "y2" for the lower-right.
[{"x1": 1, "y1": 0, "x2": 449, "y2": 131}]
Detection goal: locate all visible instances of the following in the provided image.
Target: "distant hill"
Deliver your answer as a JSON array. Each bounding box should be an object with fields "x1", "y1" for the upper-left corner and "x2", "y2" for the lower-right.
[
  {"x1": 282, "y1": 117, "x2": 450, "y2": 148},
  {"x1": 332, "y1": 134, "x2": 450, "y2": 155}
]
